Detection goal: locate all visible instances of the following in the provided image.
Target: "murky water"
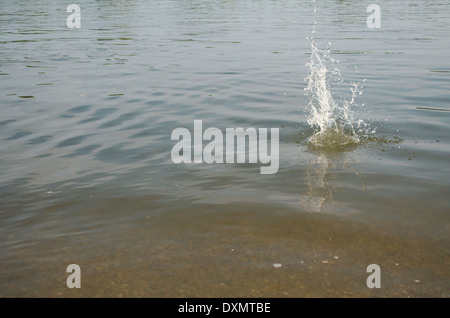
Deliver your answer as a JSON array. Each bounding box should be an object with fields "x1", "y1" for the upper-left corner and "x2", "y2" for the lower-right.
[{"x1": 0, "y1": 0, "x2": 449, "y2": 297}]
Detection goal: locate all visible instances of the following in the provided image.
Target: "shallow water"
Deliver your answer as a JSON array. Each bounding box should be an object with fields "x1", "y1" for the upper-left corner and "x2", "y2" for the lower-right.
[{"x1": 0, "y1": 0, "x2": 449, "y2": 297}]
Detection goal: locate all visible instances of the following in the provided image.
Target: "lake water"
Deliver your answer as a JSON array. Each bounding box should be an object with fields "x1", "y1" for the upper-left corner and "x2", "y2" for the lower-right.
[{"x1": 0, "y1": 0, "x2": 449, "y2": 297}]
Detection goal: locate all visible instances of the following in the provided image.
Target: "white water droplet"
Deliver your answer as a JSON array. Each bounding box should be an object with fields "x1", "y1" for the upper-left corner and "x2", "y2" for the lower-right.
[{"x1": 304, "y1": 35, "x2": 369, "y2": 149}]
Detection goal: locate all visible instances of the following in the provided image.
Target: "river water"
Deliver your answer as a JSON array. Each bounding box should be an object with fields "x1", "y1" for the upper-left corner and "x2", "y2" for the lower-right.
[{"x1": 0, "y1": 0, "x2": 449, "y2": 297}]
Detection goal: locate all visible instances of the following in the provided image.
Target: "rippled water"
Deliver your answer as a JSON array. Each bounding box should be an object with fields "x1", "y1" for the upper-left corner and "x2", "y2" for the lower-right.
[{"x1": 0, "y1": 0, "x2": 449, "y2": 297}]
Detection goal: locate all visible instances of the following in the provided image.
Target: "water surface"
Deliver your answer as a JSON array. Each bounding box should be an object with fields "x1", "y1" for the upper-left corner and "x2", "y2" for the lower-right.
[{"x1": 0, "y1": 0, "x2": 449, "y2": 297}]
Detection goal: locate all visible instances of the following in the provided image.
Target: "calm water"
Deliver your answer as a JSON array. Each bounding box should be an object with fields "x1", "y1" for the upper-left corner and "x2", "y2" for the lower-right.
[{"x1": 0, "y1": 0, "x2": 449, "y2": 297}]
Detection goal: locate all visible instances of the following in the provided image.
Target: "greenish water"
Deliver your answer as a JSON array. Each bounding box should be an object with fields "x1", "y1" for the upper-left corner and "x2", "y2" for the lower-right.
[{"x1": 0, "y1": 0, "x2": 449, "y2": 297}]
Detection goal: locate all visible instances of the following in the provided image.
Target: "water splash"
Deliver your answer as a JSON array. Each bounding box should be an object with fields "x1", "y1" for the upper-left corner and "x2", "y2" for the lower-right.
[{"x1": 304, "y1": 1, "x2": 369, "y2": 150}]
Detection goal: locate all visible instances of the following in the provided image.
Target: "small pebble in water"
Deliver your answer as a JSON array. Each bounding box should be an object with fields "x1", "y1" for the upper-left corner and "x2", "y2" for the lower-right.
[
  {"x1": 322, "y1": 260, "x2": 328, "y2": 264},
  {"x1": 333, "y1": 256, "x2": 339, "y2": 260},
  {"x1": 414, "y1": 280, "x2": 421, "y2": 283},
  {"x1": 273, "y1": 263, "x2": 282, "y2": 268},
  {"x1": 300, "y1": 261, "x2": 304, "y2": 264},
  {"x1": 46, "y1": 191, "x2": 53, "y2": 194},
  {"x1": 395, "y1": 263, "x2": 399, "y2": 266}
]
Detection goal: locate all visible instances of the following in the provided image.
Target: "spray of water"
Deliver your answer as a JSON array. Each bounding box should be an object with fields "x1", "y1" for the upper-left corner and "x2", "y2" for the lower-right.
[{"x1": 305, "y1": 1, "x2": 369, "y2": 150}]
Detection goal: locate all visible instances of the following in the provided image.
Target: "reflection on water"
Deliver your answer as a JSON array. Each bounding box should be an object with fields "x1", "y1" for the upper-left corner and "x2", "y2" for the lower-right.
[
  {"x1": 300, "y1": 151, "x2": 365, "y2": 214},
  {"x1": 301, "y1": 153, "x2": 331, "y2": 212}
]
